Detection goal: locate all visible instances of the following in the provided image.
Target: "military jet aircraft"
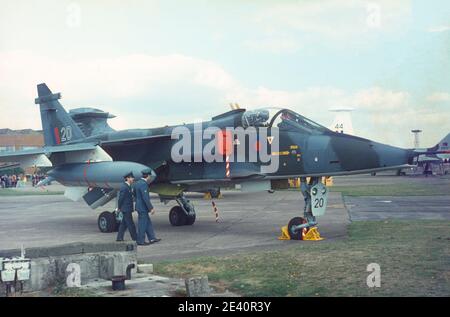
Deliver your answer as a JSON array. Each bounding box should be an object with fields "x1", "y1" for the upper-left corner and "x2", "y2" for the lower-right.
[
  {"x1": 413, "y1": 134, "x2": 450, "y2": 175},
  {"x1": 1, "y1": 84, "x2": 447, "y2": 239}
]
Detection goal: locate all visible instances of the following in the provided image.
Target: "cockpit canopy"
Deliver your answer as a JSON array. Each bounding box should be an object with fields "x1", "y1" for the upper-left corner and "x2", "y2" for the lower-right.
[{"x1": 241, "y1": 107, "x2": 329, "y2": 134}]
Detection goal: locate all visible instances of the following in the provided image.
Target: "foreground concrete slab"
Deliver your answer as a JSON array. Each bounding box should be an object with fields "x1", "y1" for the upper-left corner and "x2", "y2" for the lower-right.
[
  {"x1": 79, "y1": 274, "x2": 184, "y2": 297},
  {"x1": 0, "y1": 242, "x2": 137, "y2": 293},
  {"x1": 137, "y1": 263, "x2": 154, "y2": 274},
  {"x1": 0, "y1": 242, "x2": 136, "y2": 258},
  {"x1": 50, "y1": 273, "x2": 240, "y2": 297},
  {"x1": 185, "y1": 275, "x2": 211, "y2": 297}
]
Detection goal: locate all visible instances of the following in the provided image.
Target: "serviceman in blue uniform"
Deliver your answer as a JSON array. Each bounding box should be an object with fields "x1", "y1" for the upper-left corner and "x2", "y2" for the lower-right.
[
  {"x1": 135, "y1": 168, "x2": 161, "y2": 246},
  {"x1": 116, "y1": 172, "x2": 138, "y2": 242}
]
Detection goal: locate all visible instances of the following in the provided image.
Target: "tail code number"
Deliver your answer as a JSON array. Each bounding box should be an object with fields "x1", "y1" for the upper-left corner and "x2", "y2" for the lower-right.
[{"x1": 60, "y1": 126, "x2": 72, "y2": 142}]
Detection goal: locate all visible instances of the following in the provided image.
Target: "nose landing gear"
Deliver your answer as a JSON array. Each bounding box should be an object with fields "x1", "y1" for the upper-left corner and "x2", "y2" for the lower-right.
[
  {"x1": 168, "y1": 194, "x2": 197, "y2": 226},
  {"x1": 287, "y1": 177, "x2": 328, "y2": 240}
]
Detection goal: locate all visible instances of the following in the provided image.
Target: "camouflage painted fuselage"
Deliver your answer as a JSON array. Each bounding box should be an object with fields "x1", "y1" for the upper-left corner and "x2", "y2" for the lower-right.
[{"x1": 71, "y1": 108, "x2": 413, "y2": 192}]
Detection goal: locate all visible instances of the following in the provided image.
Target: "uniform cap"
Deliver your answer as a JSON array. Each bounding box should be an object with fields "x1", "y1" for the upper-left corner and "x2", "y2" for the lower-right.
[
  {"x1": 124, "y1": 172, "x2": 134, "y2": 179},
  {"x1": 141, "y1": 168, "x2": 153, "y2": 176}
]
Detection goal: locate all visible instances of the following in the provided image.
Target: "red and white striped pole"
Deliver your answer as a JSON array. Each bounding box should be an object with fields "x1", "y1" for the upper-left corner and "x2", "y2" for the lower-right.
[
  {"x1": 211, "y1": 201, "x2": 219, "y2": 222},
  {"x1": 225, "y1": 155, "x2": 230, "y2": 178}
]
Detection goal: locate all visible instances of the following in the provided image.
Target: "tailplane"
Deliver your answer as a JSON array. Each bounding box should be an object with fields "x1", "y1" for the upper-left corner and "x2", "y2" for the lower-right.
[{"x1": 35, "y1": 83, "x2": 85, "y2": 146}]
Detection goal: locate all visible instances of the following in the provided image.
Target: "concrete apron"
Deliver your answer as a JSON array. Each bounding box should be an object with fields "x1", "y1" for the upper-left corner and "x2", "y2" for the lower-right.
[{"x1": 0, "y1": 242, "x2": 137, "y2": 292}]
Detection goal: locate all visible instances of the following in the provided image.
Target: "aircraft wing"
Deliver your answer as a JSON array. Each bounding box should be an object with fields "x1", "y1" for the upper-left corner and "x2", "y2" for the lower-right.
[
  {"x1": 0, "y1": 143, "x2": 112, "y2": 168},
  {"x1": 0, "y1": 163, "x2": 20, "y2": 171},
  {"x1": 0, "y1": 148, "x2": 54, "y2": 167},
  {"x1": 418, "y1": 156, "x2": 441, "y2": 163}
]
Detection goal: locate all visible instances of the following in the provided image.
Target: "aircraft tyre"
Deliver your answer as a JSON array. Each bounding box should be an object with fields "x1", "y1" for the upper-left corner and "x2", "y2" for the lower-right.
[
  {"x1": 210, "y1": 189, "x2": 221, "y2": 199},
  {"x1": 98, "y1": 211, "x2": 117, "y2": 233},
  {"x1": 169, "y1": 206, "x2": 187, "y2": 226},
  {"x1": 288, "y1": 217, "x2": 308, "y2": 240},
  {"x1": 185, "y1": 213, "x2": 196, "y2": 225}
]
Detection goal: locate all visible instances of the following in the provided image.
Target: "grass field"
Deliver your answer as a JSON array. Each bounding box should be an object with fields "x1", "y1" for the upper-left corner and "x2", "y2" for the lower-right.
[
  {"x1": 330, "y1": 183, "x2": 450, "y2": 196},
  {"x1": 155, "y1": 220, "x2": 450, "y2": 296}
]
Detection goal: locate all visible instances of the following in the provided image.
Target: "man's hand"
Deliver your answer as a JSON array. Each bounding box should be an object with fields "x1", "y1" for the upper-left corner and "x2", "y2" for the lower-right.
[{"x1": 150, "y1": 209, "x2": 155, "y2": 215}]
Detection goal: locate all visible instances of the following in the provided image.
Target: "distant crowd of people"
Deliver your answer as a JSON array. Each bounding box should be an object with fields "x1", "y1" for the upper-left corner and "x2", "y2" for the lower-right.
[
  {"x1": 31, "y1": 174, "x2": 46, "y2": 186},
  {"x1": 0, "y1": 174, "x2": 46, "y2": 188},
  {"x1": 1, "y1": 174, "x2": 19, "y2": 188}
]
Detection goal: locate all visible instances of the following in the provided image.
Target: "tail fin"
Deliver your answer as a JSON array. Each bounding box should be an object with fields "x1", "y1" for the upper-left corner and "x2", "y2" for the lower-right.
[
  {"x1": 428, "y1": 133, "x2": 450, "y2": 152},
  {"x1": 35, "y1": 83, "x2": 85, "y2": 146}
]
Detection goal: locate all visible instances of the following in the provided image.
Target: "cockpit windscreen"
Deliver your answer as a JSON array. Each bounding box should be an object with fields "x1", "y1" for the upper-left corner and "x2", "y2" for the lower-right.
[{"x1": 242, "y1": 108, "x2": 328, "y2": 134}]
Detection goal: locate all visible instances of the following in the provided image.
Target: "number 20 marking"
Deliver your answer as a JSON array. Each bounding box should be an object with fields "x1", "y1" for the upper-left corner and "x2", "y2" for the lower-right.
[
  {"x1": 314, "y1": 198, "x2": 324, "y2": 208},
  {"x1": 60, "y1": 126, "x2": 72, "y2": 142}
]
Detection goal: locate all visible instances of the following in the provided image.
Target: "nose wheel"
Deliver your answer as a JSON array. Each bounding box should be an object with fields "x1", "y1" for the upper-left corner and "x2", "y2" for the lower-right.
[
  {"x1": 288, "y1": 217, "x2": 308, "y2": 240},
  {"x1": 287, "y1": 177, "x2": 328, "y2": 240},
  {"x1": 168, "y1": 194, "x2": 197, "y2": 226}
]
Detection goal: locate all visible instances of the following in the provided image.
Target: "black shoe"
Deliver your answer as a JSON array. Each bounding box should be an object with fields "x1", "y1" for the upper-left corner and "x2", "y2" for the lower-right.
[
  {"x1": 137, "y1": 242, "x2": 151, "y2": 246},
  {"x1": 150, "y1": 238, "x2": 161, "y2": 244},
  {"x1": 116, "y1": 239, "x2": 124, "y2": 242}
]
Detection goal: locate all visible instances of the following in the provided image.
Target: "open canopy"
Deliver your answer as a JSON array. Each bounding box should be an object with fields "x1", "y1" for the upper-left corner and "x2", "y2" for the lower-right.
[{"x1": 242, "y1": 107, "x2": 329, "y2": 134}]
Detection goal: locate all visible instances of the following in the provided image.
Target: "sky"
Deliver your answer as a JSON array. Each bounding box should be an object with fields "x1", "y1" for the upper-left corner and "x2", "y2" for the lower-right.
[{"x1": 0, "y1": 0, "x2": 449, "y2": 148}]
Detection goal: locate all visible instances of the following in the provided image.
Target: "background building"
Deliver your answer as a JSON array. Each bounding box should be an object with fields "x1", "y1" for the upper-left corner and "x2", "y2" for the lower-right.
[
  {"x1": 0, "y1": 129, "x2": 44, "y2": 152},
  {"x1": 0, "y1": 129, "x2": 44, "y2": 175}
]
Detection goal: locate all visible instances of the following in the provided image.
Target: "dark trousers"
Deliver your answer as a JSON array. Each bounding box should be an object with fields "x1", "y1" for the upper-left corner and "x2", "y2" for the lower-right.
[
  {"x1": 116, "y1": 212, "x2": 137, "y2": 241},
  {"x1": 137, "y1": 212, "x2": 156, "y2": 244}
]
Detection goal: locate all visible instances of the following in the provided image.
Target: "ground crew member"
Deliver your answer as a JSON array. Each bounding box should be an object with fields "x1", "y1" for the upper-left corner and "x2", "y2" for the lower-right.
[
  {"x1": 116, "y1": 172, "x2": 138, "y2": 242},
  {"x1": 135, "y1": 168, "x2": 161, "y2": 246}
]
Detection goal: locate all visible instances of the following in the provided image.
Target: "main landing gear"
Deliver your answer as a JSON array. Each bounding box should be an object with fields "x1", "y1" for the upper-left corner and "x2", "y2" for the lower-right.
[
  {"x1": 97, "y1": 194, "x2": 197, "y2": 233},
  {"x1": 98, "y1": 210, "x2": 121, "y2": 233},
  {"x1": 287, "y1": 177, "x2": 328, "y2": 240},
  {"x1": 169, "y1": 194, "x2": 196, "y2": 226}
]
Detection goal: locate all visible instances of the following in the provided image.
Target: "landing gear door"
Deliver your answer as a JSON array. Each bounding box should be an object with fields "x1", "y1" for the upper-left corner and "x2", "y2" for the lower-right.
[{"x1": 311, "y1": 183, "x2": 328, "y2": 217}]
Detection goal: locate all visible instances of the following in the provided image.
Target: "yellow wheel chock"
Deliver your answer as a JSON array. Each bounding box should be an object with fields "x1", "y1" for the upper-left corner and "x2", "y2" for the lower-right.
[
  {"x1": 203, "y1": 192, "x2": 223, "y2": 200},
  {"x1": 278, "y1": 226, "x2": 324, "y2": 241},
  {"x1": 278, "y1": 226, "x2": 291, "y2": 240},
  {"x1": 204, "y1": 192, "x2": 212, "y2": 200},
  {"x1": 303, "y1": 227, "x2": 323, "y2": 241}
]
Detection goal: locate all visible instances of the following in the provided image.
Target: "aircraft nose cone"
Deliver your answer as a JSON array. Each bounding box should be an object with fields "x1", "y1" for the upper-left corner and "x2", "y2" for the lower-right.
[{"x1": 330, "y1": 135, "x2": 410, "y2": 171}]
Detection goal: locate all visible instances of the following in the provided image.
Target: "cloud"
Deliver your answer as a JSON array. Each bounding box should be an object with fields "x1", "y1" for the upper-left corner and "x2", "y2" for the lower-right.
[
  {"x1": 0, "y1": 51, "x2": 237, "y2": 99},
  {"x1": 243, "y1": 37, "x2": 301, "y2": 54},
  {"x1": 352, "y1": 87, "x2": 411, "y2": 110},
  {"x1": 239, "y1": 0, "x2": 412, "y2": 54},
  {"x1": 428, "y1": 25, "x2": 450, "y2": 33},
  {"x1": 251, "y1": 0, "x2": 412, "y2": 40},
  {"x1": 427, "y1": 92, "x2": 450, "y2": 102},
  {"x1": 228, "y1": 85, "x2": 410, "y2": 115},
  {"x1": 0, "y1": 51, "x2": 239, "y2": 129}
]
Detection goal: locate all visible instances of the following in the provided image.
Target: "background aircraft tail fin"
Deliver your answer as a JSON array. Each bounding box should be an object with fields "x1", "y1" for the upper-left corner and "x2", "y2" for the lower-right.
[
  {"x1": 427, "y1": 133, "x2": 450, "y2": 152},
  {"x1": 437, "y1": 133, "x2": 450, "y2": 151},
  {"x1": 35, "y1": 83, "x2": 85, "y2": 146}
]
